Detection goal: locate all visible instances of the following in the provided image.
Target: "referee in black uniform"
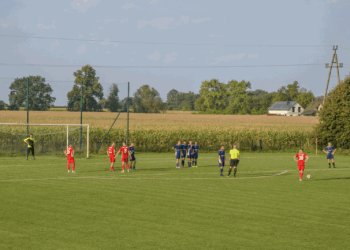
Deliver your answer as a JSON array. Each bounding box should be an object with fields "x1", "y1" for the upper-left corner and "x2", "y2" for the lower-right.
[{"x1": 24, "y1": 134, "x2": 36, "y2": 160}]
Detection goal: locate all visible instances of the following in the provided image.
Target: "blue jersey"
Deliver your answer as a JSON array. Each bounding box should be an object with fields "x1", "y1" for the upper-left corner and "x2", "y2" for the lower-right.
[
  {"x1": 188, "y1": 144, "x2": 194, "y2": 156},
  {"x1": 173, "y1": 145, "x2": 181, "y2": 153},
  {"x1": 193, "y1": 145, "x2": 199, "y2": 155},
  {"x1": 218, "y1": 150, "x2": 225, "y2": 161},
  {"x1": 181, "y1": 144, "x2": 187, "y2": 156},
  {"x1": 325, "y1": 146, "x2": 336, "y2": 155},
  {"x1": 129, "y1": 146, "x2": 135, "y2": 157}
]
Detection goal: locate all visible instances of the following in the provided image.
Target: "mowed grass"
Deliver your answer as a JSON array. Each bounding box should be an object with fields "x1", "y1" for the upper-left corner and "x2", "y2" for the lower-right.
[
  {"x1": 0, "y1": 110, "x2": 319, "y2": 131},
  {"x1": 0, "y1": 152, "x2": 349, "y2": 250}
]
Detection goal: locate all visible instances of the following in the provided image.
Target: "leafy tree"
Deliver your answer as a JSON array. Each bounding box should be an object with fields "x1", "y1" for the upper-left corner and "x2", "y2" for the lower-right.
[
  {"x1": 195, "y1": 79, "x2": 228, "y2": 112},
  {"x1": 119, "y1": 97, "x2": 134, "y2": 112},
  {"x1": 105, "y1": 83, "x2": 120, "y2": 112},
  {"x1": 133, "y1": 85, "x2": 164, "y2": 113},
  {"x1": 177, "y1": 92, "x2": 200, "y2": 111},
  {"x1": 8, "y1": 76, "x2": 56, "y2": 111},
  {"x1": 297, "y1": 88, "x2": 314, "y2": 108},
  {"x1": 166, "y1": 89, "x2": 180, "y2": 110},
  {"x1": 227, "y1": 80, "x2": 252, "y2": 114},
  {"x1": 0, "y1": 100, "x2": 6, "y2": 110},
  {"x1": 316, "y1": 76, "x2": 350, "y2": 145},
  {"x1": 67, "y1": 65, "x2": 104, "y2": 112}
]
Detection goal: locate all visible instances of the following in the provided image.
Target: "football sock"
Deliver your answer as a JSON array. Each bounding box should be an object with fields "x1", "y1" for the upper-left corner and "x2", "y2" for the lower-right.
[
  {"x1": 72, "y1": 164, "x2": 75, "y2": 171},
  {"x1": 333, "y1": 163, "x2": 335, "y2": 168},
  {"x1": 234, "y1": 168, "x2": 237, "y2": 176},
  {"x1": 67, "y1": 164, "x2": 70, "y2": 170},
  {"x1": 127, "y1": 164, "x2": 130, "y2": 170},
  {"x1": 181, "y1": 160, "x2": 184, "y2": 166},
  {"x1": 176, "y1": 163, "x2": 179, "y2": 167},
  {"x1": 189, "y1": 162, "x2": 191, "y2": 167},
  {"x1": 220, "y1": 168, "x2": 223, "y2": 175},
  {"x1": 195, "y1": 161, "x2": 197, "y2": 166},
  {"x1": 329, "y1": 163, "x2": 331, "y2": 168},
  {"x1": 122, "y1": 165, "x2": 125, "y2": 170},
  {"x1": 299, "y1": 172, "x2": 303, "y2": 179},
  {"x1": 228, "y1": 168, "x2": 232, "y2": 175}
]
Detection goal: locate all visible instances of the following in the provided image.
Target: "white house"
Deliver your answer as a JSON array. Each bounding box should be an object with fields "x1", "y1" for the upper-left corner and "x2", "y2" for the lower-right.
[{"x1": 268, "y1": 101, "x2": 304, "y2": 116}]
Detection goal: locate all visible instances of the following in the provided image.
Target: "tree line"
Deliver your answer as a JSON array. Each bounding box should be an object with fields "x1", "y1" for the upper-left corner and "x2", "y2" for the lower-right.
[{"x1": 1, "y1": 64, "x2": 316, "y2": 114}]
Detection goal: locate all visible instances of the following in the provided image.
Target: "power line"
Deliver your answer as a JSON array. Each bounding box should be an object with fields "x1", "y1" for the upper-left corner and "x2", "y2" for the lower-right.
[
  {"x1": 0, "y1": 34, "x2": 336, "y2": 48},
  {"x1": 0, "y1": 63, "x2": 325, "y2": 68}
]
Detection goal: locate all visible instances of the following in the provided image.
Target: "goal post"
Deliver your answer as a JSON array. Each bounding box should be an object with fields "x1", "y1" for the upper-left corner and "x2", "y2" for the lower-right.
[{"x1": 0, "y1": 123, "x2": 90, "y2": 158}]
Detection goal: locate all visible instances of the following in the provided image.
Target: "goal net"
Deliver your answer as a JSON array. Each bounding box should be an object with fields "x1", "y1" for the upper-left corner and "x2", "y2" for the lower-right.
[{"x1": 0, "y1": 123, "x2": 89, "y2": 158}]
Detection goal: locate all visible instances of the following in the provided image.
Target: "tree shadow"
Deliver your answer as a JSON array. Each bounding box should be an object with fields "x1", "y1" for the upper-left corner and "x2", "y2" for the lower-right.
[{"x1": 315, "y1": 177, "x2": 350, "y2": 181}]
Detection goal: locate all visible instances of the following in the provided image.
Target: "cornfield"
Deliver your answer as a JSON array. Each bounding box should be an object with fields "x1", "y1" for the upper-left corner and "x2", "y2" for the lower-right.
[{"x1": 2, "y1": 111, "x2": 347, "y2": 155}]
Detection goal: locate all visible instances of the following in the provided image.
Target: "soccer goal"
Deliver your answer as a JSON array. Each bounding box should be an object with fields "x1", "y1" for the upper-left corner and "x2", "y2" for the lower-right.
[{"x1": 0, "y1": 123, "x2": 90, "y2": 158}]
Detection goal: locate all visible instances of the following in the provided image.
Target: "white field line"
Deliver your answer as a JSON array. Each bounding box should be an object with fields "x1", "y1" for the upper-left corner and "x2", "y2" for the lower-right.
[{"x1": 6, "y1": 169, "x2": 346, "y2": 182}]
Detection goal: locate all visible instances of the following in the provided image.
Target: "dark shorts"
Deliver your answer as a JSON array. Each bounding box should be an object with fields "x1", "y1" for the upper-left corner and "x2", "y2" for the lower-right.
[
  {"x1": 175, "y1": 152, "x2": 180, "y2": 159},
  {"x1": 182, "y1": 153, "x2": 186, "y2": 158},
  {"x1": 27, "y1": 147, "x2": 34, "y2": 155},
  {"x1": 230, "y1": 159, "x2": 238, "y2": 167},
  {"x1": 327, "y1": 154, "x2": 334, "y2": 160},
  {"x1": 188, "y1": 154, "x2": 193, "y2": 159},
  {"x1": 130, "y1": 155, "x2": 136, "y2": 161},
  {"x1": 193, "y1": 154, "x2": 198, "y2": 159}
]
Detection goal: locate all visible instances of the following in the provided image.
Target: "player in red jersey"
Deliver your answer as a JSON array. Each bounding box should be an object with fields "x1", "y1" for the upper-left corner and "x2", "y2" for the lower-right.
[
  {"x1": 115, "y1": 142, "x2": 131, "y2": 173},
  {"x1": 293, "y1": 149, "x2": 309, "y2": 181},
  {"x1": 64, "y1": 143, "x2": 75, "y2": 173},
  {"x1": 107, "y1": 142, "x2": 116, "y2": 172}
]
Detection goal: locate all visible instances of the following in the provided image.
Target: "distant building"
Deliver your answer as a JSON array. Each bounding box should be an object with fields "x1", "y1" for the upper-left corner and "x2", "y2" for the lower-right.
[
  {"x1": 268, "y1": 101, "x2": 304, "y2": 116},
  {"x1": 301, "y1": 98, "x2": 323, "y2": 116}
]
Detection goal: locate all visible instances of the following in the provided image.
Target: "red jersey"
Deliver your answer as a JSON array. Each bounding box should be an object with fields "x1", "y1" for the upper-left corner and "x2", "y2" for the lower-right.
[
  {"x1": 108, "y1": 146, "x2": 115, "y2": 156},
  {"x1": 65, "y1": 147, "x2": 74, "y2": 159},
  {"x1": 295, "y1": 153, "x2": 307, "y2": 163},
  {"x1": 119, "y1": 146, "x2": 129, "y2": 158}
]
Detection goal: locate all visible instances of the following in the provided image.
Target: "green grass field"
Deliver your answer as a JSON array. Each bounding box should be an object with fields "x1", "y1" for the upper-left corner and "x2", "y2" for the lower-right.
[{"x1": 1, "y1": 152, "x2": 349, "y2": 250}]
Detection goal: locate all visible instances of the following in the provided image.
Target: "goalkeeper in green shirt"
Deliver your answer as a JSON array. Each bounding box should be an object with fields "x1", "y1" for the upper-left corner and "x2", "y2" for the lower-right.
[
  {"x1": 228, "y1": 145, "x2": 240, "y2": 178},
  {"x1": 24, "y1": 134, "x2": 36, "y2": 160}
]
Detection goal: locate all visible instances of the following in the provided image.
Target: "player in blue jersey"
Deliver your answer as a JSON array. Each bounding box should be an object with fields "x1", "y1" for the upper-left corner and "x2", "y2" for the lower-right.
[
  {"x1": 172, "y1": 141, "x2": 181, "y2": 168},
  {"x1": 218, "y1": 146, "x2": 227, "y2": 177},
  {"x1": 129, "y1": 142, "x2": 136, "y2": 170},
  {"x1": 193, "y1": 141, "x2": 199, "y2": 167},
  {"x1": 323, "y1": 142, "x2": 337, "y2": 168},
  {"x1": 187, "y1": 141, "x2": 194, "y2": 167},
  {"x1": 180, "y1": 141, "x2": 187, "y2": 168}
]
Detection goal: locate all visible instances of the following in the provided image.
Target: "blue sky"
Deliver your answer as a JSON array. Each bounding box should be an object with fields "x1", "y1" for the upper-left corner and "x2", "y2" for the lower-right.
[{"x1": 0, "y1": 0, "x2": 349, "y2": 105}]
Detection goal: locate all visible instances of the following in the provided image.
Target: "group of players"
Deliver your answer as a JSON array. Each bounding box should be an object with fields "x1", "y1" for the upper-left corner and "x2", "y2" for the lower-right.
[
  {"x1": 63, "y1": 141, "x2": 137, "y2": 173},
  {"x1": 172, "y1": 140, "x2": 199, "y2": 168},
  {"x1": 23, "y1": 134, "x2": 338, "y2": 180}
]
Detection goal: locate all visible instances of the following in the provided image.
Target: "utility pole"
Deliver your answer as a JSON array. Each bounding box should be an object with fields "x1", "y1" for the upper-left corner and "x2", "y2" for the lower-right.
[
  {"x1": 80, "y1": 80, "x2": 83, "y2": 149},
  {"x1": 127, "y1": 82, "x2": 130, "y2": 146},
  {"x1": 27, "y1": 77, "x2": 29, "y2": 137},
  {"x1": 324, "y1": 46, "x2": 343, "y2": 104}
]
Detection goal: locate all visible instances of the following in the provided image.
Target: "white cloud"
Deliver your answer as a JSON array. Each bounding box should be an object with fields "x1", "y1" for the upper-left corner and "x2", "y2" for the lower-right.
[
  {"x1": 148, "y1": 0, "x2": 158, "y2": 4},
  {"x1": 191, "y1": 17, "x2": 211, "y2": 24},
  {"x1": 106, "y1": 51, "x2": 110, "y2": 54},
  {"x1": 248, "y1": 53, "x2": 259, "y2": 58},
  {"x1": 120, "y1": 18, "x2": 129, "y2": 24},
  {"x1": 97, "y1": 26, "x2": 104, "y2": 30},
  {"x1": 79, "y1": 34, "x2": 83, "y2": 38},
  {"x1": 77, "y1": 44, "x2": 87, "y2": 54},
  {"x1": 188, "y1": 57, "x2": 194, "y2": 61},
  {"x1": 147, "y1": 51, "x2": 161, "y2": 61},
  {"x1": 51, "y1": 41, "x2": 59, "y2": 49},
  {"x1": 122, "y1": 3, "x2": 141, "y2": 9},
  {"x1": 63, "y1": 8, "x2": 71, "y2": 13},
  {"x1": 163, "y1": 52, "x2": 178, "y2": 63},
  {"x1": 70, "y1": 0, "x2": 102, "y2": 13},
  {"x1": 37, "y1": 21, "x2": 56, "y2": 30},
  {"x1": 103, "y1": 19, "x2": 116, "y2": 24},
  {"x1": 212, "y1": 53, "x2": 245, "y2": 64},
  {"x1": 138, "y1": 15, "x2": 189, "y2": 30}
]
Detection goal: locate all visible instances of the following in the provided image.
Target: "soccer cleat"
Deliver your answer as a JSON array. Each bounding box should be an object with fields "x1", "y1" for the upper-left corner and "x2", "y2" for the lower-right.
[
  {"x1": 220, "y1": 174, "x2": 223, "y2": 177},
  {"x1": 72, "y1": 171, "x2": 76, "y2": 173},
  {"x1": 110, "y1": 169, "x2": 115, "y2": 172},
  {"x1": 133, "y1": 167, "x2": 136, "y2": 170},
  {"x1": 299, "y1": 179, "x2": 302, "y2": 181},
  {"x1": 227, "y1": 175, "x2": 230, "y2": 177},
  {"x1": 121, "y1": 170, "x2": 125, "y2": 173},
  {"x1": 176, "y1": 166, "x2": 180, "y2": 168},
  {"x1": 68, "y1": 170, "x2": 70, "y2": 173},
  {"x1": 127, "y1": 169, "x2": 130, "y2": 173}
]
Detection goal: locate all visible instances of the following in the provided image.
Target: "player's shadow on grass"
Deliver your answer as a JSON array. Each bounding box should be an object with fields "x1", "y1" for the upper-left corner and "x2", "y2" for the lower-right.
[{"x1": 316, "y1": 177, "x2": 350, "y2": 181}]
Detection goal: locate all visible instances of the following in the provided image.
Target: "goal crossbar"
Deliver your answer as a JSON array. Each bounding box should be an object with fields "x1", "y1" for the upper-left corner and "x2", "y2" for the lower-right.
[{"x1": 0, "y1": 123, "x2": 90, "y2": 158}]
